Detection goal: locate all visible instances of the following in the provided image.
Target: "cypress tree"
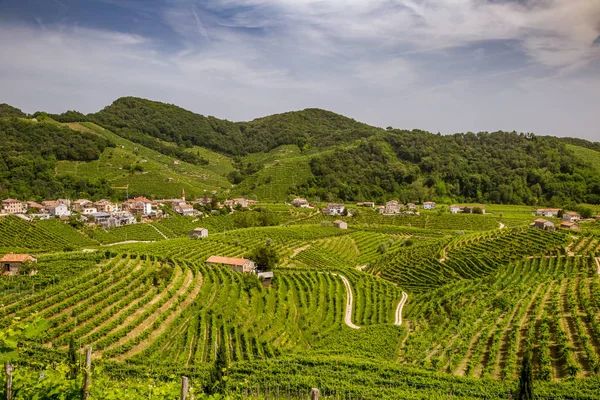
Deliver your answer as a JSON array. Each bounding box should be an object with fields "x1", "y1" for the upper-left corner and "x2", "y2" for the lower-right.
[
  {"x1": 207, "y1": 338, "x2": 229, "y2": 394},
  {"x1": 516, "y1": 353, "x2": 534, "y2": 400}
]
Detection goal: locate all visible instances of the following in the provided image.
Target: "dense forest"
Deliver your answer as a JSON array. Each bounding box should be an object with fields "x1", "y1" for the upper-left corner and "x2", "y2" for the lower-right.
[
  {"x1": 0, "y1": 116, "x2": 115, "y2": 200},
  {"x1": 1, "y1": 97, "x2": 599, "y2": 206},
  {"x1": 303, "y1": 131, "x2": 600, "y2": 205}
]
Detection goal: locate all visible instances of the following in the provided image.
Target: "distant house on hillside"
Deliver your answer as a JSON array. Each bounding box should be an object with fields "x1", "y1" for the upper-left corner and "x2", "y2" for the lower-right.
[
  {"x1": 89, "y1": 212, "x2": 111, "y2": 225},
  {"x1": 1, "y1": 254, "x2": 36, "y2": 275},
  {"x1": 407, "y1": 203, "x2": 417, "y2": 210},
  {"x1": 26, "y1": 201, "x2": 45, "y2": 213},
  {"x1": 530, "y1": 218, "x2": 555, "y2": 231},
  {"x1": 423, "y1": 201, "x2": 436, "y2": 210},
  {"x1": 122, "y1": 197, "x2": 153, "y2": 215},
  {"x1": 189, "y1": 228, "x2": 208, "y2": 239},
  {"x1": 450, "y1": 205, "x2": 463, "y2": 214},
  {"x1": 562, "y1": 212, "x2": 580, "y2": 222},
  {"x1": 205, "y1": 256, "x2": 256, "y2": 273},
  {"x1": 325, "y1": 203, "x2": 345, "y2": 216},
  {"x1": 384, "y1": 200, "x2": 402, "y2": 214},
  {"x1": 536, "y1": 208, "x2": 560, "y2": 217},
  {"x1": 94, "y1": 200, "x2": 117, "y2": 213},
  {"x1": 560, "y1": 221, "x2": 580, "y2": 231},
  {"x1": 43, "y1": 201, "x2": 70, "y2": 217},
  {"x1": 291, "y1": 198, "x2": 310, "y2": 208},
  {"x1": 1, "y1": 199, "x2": 25, "y2": 214},
  {"x1": 333, "y1": 220, "x2": 348, "y2": 230},
  {"x1": 173, "y1": 202, "x2": 195, "y2": 216},
  {"x1": 258, "y1": 271, "x2": 273, "y2": 288}
]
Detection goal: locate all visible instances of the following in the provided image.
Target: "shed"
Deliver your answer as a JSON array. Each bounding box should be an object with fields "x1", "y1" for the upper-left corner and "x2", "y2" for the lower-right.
[
  {"x1": 189, "y1": 228, "x2": 208, "y2": 239},
  {"x1": 1, "y1": 254, "x2": 37, "y2": 276},
  {"x1": 333, "y1": 220, "x2": 348, "y2": 229},
  {"x1": 258, "y1": 271, "x2": 274, "y2": 287}
]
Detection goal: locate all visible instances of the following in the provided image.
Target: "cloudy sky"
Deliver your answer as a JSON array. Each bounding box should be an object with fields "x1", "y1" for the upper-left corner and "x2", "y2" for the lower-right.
[{"x1": 0, "y1": 0, "x2": 599, "y2": 140}]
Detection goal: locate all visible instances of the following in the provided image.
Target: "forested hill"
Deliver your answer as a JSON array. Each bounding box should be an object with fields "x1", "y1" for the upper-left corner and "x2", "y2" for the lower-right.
[
  {"x1": 86, "y1": 97, "x2": 377, "y2": 157},
  {"x1": 0, "y1": 116, "x2": 115, "y2": 199},
  {"x1": 2, "y1": 97, "x2": 600, "y2": 206}
]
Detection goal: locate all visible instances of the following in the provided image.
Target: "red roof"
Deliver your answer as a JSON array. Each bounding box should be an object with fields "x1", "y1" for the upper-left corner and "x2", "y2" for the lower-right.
[
  {"x1": 0, "y1": 254, "x2": 35, "y2": 263},
  {"x1": 205, "y1": 256, "x2": 250, "y2": 266}
]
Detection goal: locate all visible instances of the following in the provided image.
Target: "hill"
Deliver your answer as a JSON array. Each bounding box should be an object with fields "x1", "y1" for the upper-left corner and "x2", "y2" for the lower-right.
[{"x1": 2, "y1": 96, "x2": 600, "y2": 206}]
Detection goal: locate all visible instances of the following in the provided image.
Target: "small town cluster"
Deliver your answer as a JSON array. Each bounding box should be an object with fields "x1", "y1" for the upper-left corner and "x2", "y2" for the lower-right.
[
  {"x1": 0, "y1": 189, "x2": 257, "y2": 228},
  {"x1": 529, "y1": 208, "x2": 594, "y2": 231}
]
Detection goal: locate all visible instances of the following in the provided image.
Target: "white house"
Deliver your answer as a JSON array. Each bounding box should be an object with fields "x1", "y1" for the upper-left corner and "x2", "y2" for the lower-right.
[
  {"x1": 292, "y1": 198, "x2": 310, "y2": 208},
  {"x1": 43, "y1": 201, "x2": 70, "y2": 217},
  {"x1": 333, "y1": 220, "x2": 348, "y2": 229},
  {"x1": 384, "y1": 200, "x2": 402, "y2": 214},
  {"x1": 450, "y1": 205, "x2": 463, "y2": 214},
  {"x1": 423, "y1": 201, "x2": 436, "y2": 210},
  {"x1": 325, "y1": 203, "x2": 345, "y2": 216},
  {"x1": 536, "y1": 208, "x2": 560, "y2": 217},
  {"x1": 189, "y1": 228, "x2": 208, "y2": 239},
  {"x1": 562, "y1": 212, "x2": 580, "y2": 222},
  {"x1": 81, "y1": 207, "x2": 98, "y2": 215}
]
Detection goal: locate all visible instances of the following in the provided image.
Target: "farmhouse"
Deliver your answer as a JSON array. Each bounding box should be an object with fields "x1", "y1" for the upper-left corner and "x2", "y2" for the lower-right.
[
  {"x1": 530, "y1": 218, "x2": 555, "y2": 231},
  {"x1": 26, "y1": 201, "x2": 45, "y2": 212},
  {"x1": 189, "y1": 228, "x2": 208, "y2": 239},
  {"x1": 384, "y1": 200, "x2": 402, "y2": 214},
  {"x1": 174, "y1": 203, "x2": 195, "y2": 216},
  {"x1": 292, "y1": 198, "x2": 310, "y2": 208},
  {"x1": 1, "y1": 254, "x2": 36, "y2": 276},
  {"x1": 72, "y1": 199, "x2": 93, "y2": 212},
  {"x1": 325, "y1": 203, "x2": 345, "y2": 216},
  {"x1": 536, "y1": 208, "x2": 561, "y2": 217},
  {"x1": 122, "y1": 197, "x2": 153, "y2": 215},
  {"x1": 560, "y1": 221, "x2": 580, "y2": 231},
  {"x1": 423, "y1": 201, "x2": 436, "y2": 210},
  {"x1": 407, "y1": 203, "x2": 417, "y2": 210},
  {"x1": 257, "y1": 271, "x2": 274, "y2": 288},
  {"x1": 562, "y1": 212, "x2": 580, "y2": 222},
  {"x1": 450, "y1": 205, "x2": 463, "y2": 214},
  {"x1": 333, "y1": 220, "x2": 348, "y2": 230},
  {"x1": 94, "y1": 200, "x2": 117, "y2": 213},
  {"x1": 205, "y1": 256, "x2": 256, "y2": 273},
  {"x1": 1, "y1": 199, "x2": 25, "y2": 214}
]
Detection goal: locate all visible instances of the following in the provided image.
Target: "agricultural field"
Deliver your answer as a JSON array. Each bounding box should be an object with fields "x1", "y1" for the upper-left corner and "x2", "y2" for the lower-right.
[{"x1": 1, "y1": 208, "x2": 600, "y2": 399}]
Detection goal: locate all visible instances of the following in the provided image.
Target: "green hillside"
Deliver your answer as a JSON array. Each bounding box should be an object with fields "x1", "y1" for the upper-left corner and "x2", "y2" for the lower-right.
[{"x1": 55, "y1": 122, "x2": 232, "y2": 199}]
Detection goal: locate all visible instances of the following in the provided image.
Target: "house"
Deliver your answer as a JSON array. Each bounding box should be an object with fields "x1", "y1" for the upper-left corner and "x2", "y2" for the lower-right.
[
  {"x1": 72, "y1": 199, "x2": 93, "y2": 212},
  {"x1": 450, "y1": 205, "x2": 463, "y2": 214},
  {"x1": 94, "y1": 200, "x2": 117, "y2": 213},
  {"x1": 325, "y1": 203, "x2": 345, "y2": 216},
  {"x1": 205, "y1": 256, "x2": 256, "y2": 273},
  {"x1": 562, "y1": 212, "x2": 580, "y2": 223},
  {"x1": 42, "y1": 201, "x2": 70, "y2": 217},
  {"x1": 407, "y1": 203, "x2": 417, "y2": 210},
  {"x1": 530, "y1": 218, "x2": 555, "y2": 231},
  {"x1": 356, "y1": 202, "x2": 375, "y2": 208},
  {"x1": 257, "y1": 271, "x2": 274, "y2": 288},
  {"x1": 291, "y1": 198, "x2": 310, "y2": 208},
  {"x1": 89, "y1": 212, "x2": 111, "y2": 225},
  {"x1": 26, "y1": 201, "x2": 45, "y2": 213},
  {"x1": 231, "y1": 198, "x2": 250, "y2": 208},
  {"x1": 81, "y1": 207, "x2": 98, "y2": 215},
  {"x1": 560, "y1": 221, "x2": 580, "y2": 231},
  {"x1": 333, "y1": 220, "x2": 348, "y2": 229},
  {"x1": 194, "y1": 197, "x2": 213, "y2": 207},
  {"x1": 536, "y1": 208, "x2": 561, "y2": 217},
  {"x1": 174, "y1": 202, "x2": 195, "y2": 216},
  {"x1": 173, "y1": 160, "x2": 180, "y2": 165},
  {"x1": 1, "y1": 254, "x2": 36, "y2": 276},
  {"x1": 122, "y1": 197, "x2": 153, "y2": 215},
  {"x1": 384, "y1": 200, "x2": 402, "y2": 214},
  {"x1": 189, "y1": 228, "x2": 208, "y2": 239},
  {"x1": 1, "y1": 199, "x2": 25, "y2": 214},
  {"x1": 423, "y1": 201, "x2": 436, "y2": 210},
  {"x1": 105, "y1": 211, "x2": 136, "y2": 228}
]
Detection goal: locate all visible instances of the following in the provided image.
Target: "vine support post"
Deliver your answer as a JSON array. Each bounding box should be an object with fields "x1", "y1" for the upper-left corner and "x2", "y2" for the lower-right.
[
  {"x1": 180, "y1": 376, "x2": 189, "y2": 400},
  {"x1": 82, "y1": 346, "x2": 92, "y2": 400},
  {"x1": 5, "y1": 362, "x2": 13, "y2": 400},
  {"x1": 311, "y1": 388, "x2": 320, "y2": 400}
]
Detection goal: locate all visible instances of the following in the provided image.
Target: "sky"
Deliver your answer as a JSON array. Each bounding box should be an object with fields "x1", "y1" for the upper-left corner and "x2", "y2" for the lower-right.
[{"x1": 0, "y1": 0, "x2": 599, "y2": 140}]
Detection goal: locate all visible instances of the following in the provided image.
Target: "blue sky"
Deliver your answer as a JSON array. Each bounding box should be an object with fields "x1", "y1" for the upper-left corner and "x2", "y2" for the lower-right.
[{"x1": 0, "y1": 0, "x2": 599, "y2": 140}]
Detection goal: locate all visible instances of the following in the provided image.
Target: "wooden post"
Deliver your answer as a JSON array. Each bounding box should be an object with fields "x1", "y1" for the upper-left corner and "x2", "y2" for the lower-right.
[
  {"x1": 5, "y1": 362, "x2": 13, "y2": 400},
  {"x1": 180, "y1": 376, "x2": 189, "y2": 400},
  {"x1": 311, "y1": 388, "x2": 319, "y2": 400},
  {"x1": 82, "y1": 346, "x2": 92, "y2": 400}
]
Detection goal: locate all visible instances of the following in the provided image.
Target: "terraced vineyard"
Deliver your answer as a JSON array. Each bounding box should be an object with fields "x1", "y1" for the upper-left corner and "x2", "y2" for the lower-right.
[{"x1": 2, "y1": 210, "x2": 600, "y2": 399}]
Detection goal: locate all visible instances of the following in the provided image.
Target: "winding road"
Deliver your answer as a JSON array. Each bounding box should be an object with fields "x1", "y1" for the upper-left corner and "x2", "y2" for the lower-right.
[
  {"x1": 333, "y1": 273, "x2": 360, "y2": 329},
  {"x1": 395, "y1": 292, "x2": 409, "y2": 326}
]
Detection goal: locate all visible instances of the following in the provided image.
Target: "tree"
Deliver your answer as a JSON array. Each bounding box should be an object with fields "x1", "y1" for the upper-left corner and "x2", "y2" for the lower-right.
[
  {"x1": 516, "y1": 353, "x2": 534, "y2": 400},
  {"x1": 68, "y1": 336, "x2": 78, "y2": 379},
  {"x1": 248, "y1": 243, "x2": 279, "y2": 271},
  {"x1": 557, "y1": 209, "x2": 564, "y2": 218}
]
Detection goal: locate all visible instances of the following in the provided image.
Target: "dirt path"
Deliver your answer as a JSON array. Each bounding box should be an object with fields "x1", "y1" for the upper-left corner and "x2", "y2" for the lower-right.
[
  {"x1": 395, "y1": 292, "x2": 409, "y2": 326},
  {"x1": 499, "y1": 222, "x2": 505, "y2": 229},
  {"x1": 291, "y1": 245, "x2": 310, "y2": 258},
  {"x1": 333, "y1": 273, "x2": 360, "y2": 329},
  {"x1": 595, "y1": 258, "x2": 600, "y2": 275},
  {"x1": 149, "y1": 224, "x2": 169, "y2": 240},
  {"x1": 102, "y1": 240, "x2": 155, "y2": 247}
]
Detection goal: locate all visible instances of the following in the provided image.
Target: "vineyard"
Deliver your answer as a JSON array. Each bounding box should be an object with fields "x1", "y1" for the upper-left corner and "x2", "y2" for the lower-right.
[{"x1": 1, "y1": 210, "x2": 600, "y2": 399}]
